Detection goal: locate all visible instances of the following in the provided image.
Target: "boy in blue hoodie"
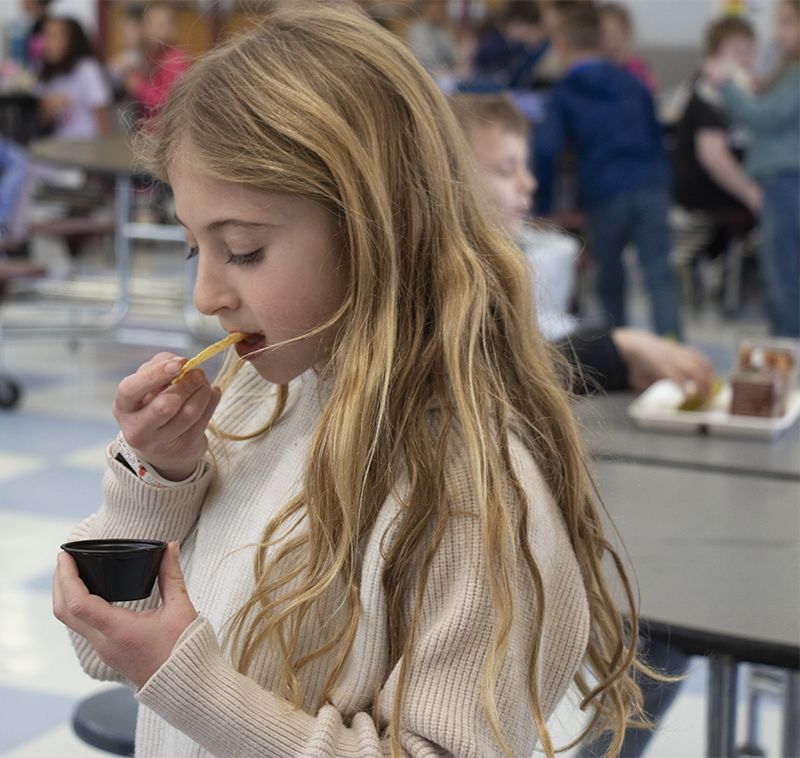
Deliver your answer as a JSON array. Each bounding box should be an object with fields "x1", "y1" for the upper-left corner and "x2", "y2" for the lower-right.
[{"x1": 534, "y1": 3, "x2": 682, "y2": 337}]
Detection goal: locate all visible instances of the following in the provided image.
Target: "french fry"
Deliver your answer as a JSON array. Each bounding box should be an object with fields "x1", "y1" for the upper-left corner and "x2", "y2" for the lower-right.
[{"x1": 172, "y1": 332, "x2": 249, "y2": 383}]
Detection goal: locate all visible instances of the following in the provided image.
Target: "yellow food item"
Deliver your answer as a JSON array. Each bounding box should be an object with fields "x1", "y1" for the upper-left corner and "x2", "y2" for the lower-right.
[
  {"x1": 172, "y1": 332, "x2": 248, "y2": 383},
  {"x1": 677, "y1": 377, "x2": 723, "y2": 412}
]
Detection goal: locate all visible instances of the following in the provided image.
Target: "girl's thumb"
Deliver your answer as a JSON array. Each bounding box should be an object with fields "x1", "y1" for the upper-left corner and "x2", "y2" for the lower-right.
[{"x1": 158, "y1": 541, "x2": 186, "y2": 603}]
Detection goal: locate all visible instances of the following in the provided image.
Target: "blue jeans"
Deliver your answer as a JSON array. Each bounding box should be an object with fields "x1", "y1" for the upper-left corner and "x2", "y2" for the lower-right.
[
  {"x1": 587, "y1": 187, "x2": 682, "y2": 337},
  {"x1": 759, "y1": 171, "x2": 800, "y2": 338},
  {"x1": 0, "y1": 138, "x2": 29, "y2": 239},
  {"x1": 577, "y1": 633, "x2": 691, "y2": 758}
]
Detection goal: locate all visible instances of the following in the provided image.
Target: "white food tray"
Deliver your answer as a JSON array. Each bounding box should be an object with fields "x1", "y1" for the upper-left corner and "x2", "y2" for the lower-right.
[{"x1": 628, "y1": 380, "x2": 800, "y2": 439}]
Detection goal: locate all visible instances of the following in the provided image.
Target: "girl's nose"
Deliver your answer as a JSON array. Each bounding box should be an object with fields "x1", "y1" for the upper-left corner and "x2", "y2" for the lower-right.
[{"x1": 192, "y1": 254, "x2": 238, "y2": 316}]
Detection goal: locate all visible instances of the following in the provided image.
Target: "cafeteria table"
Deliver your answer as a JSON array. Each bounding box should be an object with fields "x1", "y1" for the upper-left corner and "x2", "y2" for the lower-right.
[
  {"x1": 576, "y1": 391, "x2": 800, "y2": 481},
  {"x1": 580, "y1": 392, "x2": 800, "y2": 757},
  {"x1": 18, "y1": 135, "x2": 190, "y2": 339}
]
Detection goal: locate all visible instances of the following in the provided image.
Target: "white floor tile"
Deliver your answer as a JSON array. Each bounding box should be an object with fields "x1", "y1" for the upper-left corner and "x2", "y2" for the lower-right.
[
  {"x1": 60, "y1": 444, "x2": 111, "y2": 471},
  {"x1": 0, "y1": 512, "x2": 76, "y2": 588},
  {"x1": 0, "y1": 722, "x2": 112, "y2": 758},
  {"x1": 0, "y1": 453, "x2": 48, "y2": 484},
  {"x1": 0, "y1": 588, "x2": 100, "y2": 698}
]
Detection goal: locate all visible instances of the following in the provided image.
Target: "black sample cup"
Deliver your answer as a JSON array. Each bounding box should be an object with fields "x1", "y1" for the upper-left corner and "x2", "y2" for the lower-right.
[{"x1": 61, "y1": 539, "x2": 168, "y2": 602}]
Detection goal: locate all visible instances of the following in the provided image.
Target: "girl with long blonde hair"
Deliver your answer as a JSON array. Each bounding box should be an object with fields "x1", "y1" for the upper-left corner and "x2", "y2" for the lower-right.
[{"x1": 54, "y1": 3, "x2": 647, "y2": 756}]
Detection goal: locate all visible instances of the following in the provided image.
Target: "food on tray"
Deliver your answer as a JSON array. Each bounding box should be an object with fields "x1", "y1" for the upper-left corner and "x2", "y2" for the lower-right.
[
  {"x1": 677, "y1": 377, "x2": 723, "y2": 411},
  {"x1": 730, "y1": 371, "x2": 783, "y2": 417},
  {"x1": 172, "y1": 332, "x2": 248, "y2": 383},
  {"x1": 730, "y1": 345, "x2": 793, "y2": 418},
  {"x1": 729, "y1": 340, "x2": 797, "y2": 418}
]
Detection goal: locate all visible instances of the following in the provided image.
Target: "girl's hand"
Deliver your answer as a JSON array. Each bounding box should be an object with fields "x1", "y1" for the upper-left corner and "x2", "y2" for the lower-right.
[
  {"x1": 53, "y1": 542, "x2": 198, "y2": 689},
  {"x1": 112, "y1": 353, "x2": 222, "y2": 481}
]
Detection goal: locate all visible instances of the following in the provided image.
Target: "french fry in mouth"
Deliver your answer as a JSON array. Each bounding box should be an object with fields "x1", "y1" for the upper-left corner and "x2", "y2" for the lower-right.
[{"x1": 172, "y1": 332, "x2": 249, "y2": 383}]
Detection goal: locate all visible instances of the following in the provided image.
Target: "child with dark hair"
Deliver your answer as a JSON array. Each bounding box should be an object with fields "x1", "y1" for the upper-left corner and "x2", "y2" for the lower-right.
[
  {"x1": 472, "y1": 1, "x2": 550, "y2": 90},
  {"x1": 599, "y1": 3, "x2": 659, "y2": 96},
  {"x1": 534, "y1": 3, "x2": 683, "y2": 337},
  {"x1": 35, "y1": 17, "x2": 112, "y2": 139},
  {"x1": 673, "y1": 17, "x2": 760, "y2": 218}
]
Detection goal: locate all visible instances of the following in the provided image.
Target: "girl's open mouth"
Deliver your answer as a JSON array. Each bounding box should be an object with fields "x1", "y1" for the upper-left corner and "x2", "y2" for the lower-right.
[{"x1": 235, "y1": 333, "x2": 266, "y2": 360}]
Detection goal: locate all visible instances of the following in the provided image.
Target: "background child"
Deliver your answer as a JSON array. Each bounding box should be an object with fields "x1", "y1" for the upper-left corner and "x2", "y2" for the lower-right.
[
  {"x1": 35, "y1": 16, "x2": 112, "y2": 139},
  {"x1": 673, "y1": 17, "x2": 761, "y2": 218},
  {"x1": 0, "y1": 136, "x2": 30, "y2": 251},
  {"x1": 471, "y1": 0, "x2": 550, "y2": 90},
  {"x1": 704, "y1": 0, "x2": 800, "y2": 337},
  {"x1": 535, "y1": 3, "x2": 683, "y2": 339},
  {"x1": 122, "y1": 2, "x2": 191, "y2": 126},
  {"x1": 599, "y1": 2, "x2": 659, "y2": 97},
  {"x1": 449, "y1": 92, "x2": 714, "y2": 396},
  {"x1": 106, "y1": 4, "x2": 145, "y2": 120},
  {"x1": 53, "y1": 4, "x2": 647, "y2": 757}
]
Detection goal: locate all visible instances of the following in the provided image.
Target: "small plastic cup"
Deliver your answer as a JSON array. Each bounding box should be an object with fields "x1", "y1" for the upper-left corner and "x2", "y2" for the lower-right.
[{"x1": 61, "y1": 539, "x2": 168, "y2": 602}]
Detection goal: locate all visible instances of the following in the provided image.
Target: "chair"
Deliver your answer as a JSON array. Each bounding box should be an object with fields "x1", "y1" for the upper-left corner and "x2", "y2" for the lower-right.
[
  {"x1": 670, "y1": 205, "x2": 756, "y2": 317},
  {"x1": 736, "y1": 665, "x2": 800, "y2": 758},
  {"x1": 0, "y1": 258, "x2": 47, "y2": 408},
  {"x1": 72, "y1": 686, "x2": 137, "y2": 757}
]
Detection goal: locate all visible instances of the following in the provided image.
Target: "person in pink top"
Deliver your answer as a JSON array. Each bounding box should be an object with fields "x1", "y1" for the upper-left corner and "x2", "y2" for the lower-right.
[
  {"x1": 123, "y1": 2, "x2": 191, "y2": 125},
  {"x1": 600, "y1": 2, "x2": 660, "y2": 97}
]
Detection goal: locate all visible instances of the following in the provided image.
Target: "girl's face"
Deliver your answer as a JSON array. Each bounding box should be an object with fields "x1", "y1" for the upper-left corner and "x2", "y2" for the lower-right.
[
  {"x1": 169, "y1": 146, "x2": 351, "y2": 384},
  {"x1": 776, "y1": 2, "x2": 800, "y2": 56},
  {"x1": 43, "y1": 19, "x2": 70, "y2": 64},
  {"x1": 468, "y1": 124, "x2": 536, "y2": 238}
]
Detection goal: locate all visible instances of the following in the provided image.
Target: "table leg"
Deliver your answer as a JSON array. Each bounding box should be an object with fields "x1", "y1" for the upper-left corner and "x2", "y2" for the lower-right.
[
  {"x1": 784, "y1": 670, "x2": 800, "y2": 758},
  {"x1": 111, "y1": 171, "x2": 132, "y2": 323},
  {"x1": 707, "y1": 653, "x2": 738, "y2": 757}
]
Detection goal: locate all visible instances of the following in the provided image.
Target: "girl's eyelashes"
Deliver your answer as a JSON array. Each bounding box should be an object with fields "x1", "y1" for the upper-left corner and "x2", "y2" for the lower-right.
[
  {"x1": 184, "y1": 247, "x2": 263, "y2": 266},
  {"x1": 226, "y1": 249, "x2": 264, "y2": 266}
]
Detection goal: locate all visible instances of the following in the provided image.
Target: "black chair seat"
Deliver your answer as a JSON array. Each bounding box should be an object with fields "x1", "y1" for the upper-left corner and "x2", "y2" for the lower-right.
[{"x1": 72, "y1": 686, "x2": 137, "y2": 756}]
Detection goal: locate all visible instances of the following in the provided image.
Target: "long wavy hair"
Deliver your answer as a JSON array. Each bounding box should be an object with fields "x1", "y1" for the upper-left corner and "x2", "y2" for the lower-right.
[{"x1": 142, "y1": 2, "x2": 645, "y2": 755}]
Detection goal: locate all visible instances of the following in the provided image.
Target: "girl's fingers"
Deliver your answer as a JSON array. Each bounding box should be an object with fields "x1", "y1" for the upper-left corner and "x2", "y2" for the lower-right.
[
  {"x1": 113, "y1": 356, "x2": 186, "y2": 416},
  {"x1": 53, "y1": 553, "x2": 112, "y2": 641},
  {"x1": 122, "y1": 372, "x2": 216, "y2": 454},
  {"x1": 153, "y1": 380, "x2": 221, "y2": 442}
]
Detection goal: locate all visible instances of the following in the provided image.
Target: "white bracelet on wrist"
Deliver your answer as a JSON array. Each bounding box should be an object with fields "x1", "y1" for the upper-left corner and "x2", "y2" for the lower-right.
[{"x1": 111, "y1": 432, "x2": 202, "y2": 488}]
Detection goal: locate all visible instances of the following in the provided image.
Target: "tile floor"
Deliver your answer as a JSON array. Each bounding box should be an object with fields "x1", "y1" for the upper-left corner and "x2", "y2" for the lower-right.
[{"x1": 0, "y1": 235, "x2": 788, "y2": 756}]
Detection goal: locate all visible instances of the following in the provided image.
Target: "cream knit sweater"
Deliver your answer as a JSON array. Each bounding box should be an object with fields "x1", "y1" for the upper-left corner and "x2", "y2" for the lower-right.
[{"x1": 67, "y1": 365, "x2": 590, "y2": 758}]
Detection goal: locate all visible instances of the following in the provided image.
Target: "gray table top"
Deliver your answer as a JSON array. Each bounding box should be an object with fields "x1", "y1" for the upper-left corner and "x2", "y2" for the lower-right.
[
  {"x1": 595, "y1": 458, "x2": 800, "y2": 659},
  {"x1": 28, "y1": 134, "x2": 136, "y2": 175},
  {"x1": 576, "y1": 392, "x2": 800, "y2": 480}
]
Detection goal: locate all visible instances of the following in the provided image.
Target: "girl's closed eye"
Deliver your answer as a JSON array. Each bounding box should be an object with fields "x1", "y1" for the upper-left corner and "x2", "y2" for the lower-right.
[
  {"x1": 226, "y1": 249, "x2": 264, "y2": 266},
  {"x1": 184, "y1": 247, "x2": 264, "y2": 265}
]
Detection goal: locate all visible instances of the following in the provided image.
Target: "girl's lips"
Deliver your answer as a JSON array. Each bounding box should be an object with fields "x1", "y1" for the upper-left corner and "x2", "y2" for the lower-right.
[{"x1": 234, "y1": 334, "x2": 266, "y2": 360}]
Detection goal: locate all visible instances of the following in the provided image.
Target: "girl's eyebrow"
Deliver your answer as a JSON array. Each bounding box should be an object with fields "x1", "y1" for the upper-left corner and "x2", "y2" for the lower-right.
[{"x1": 173, "y1": 213, "x2": 276, "y2": 231}]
